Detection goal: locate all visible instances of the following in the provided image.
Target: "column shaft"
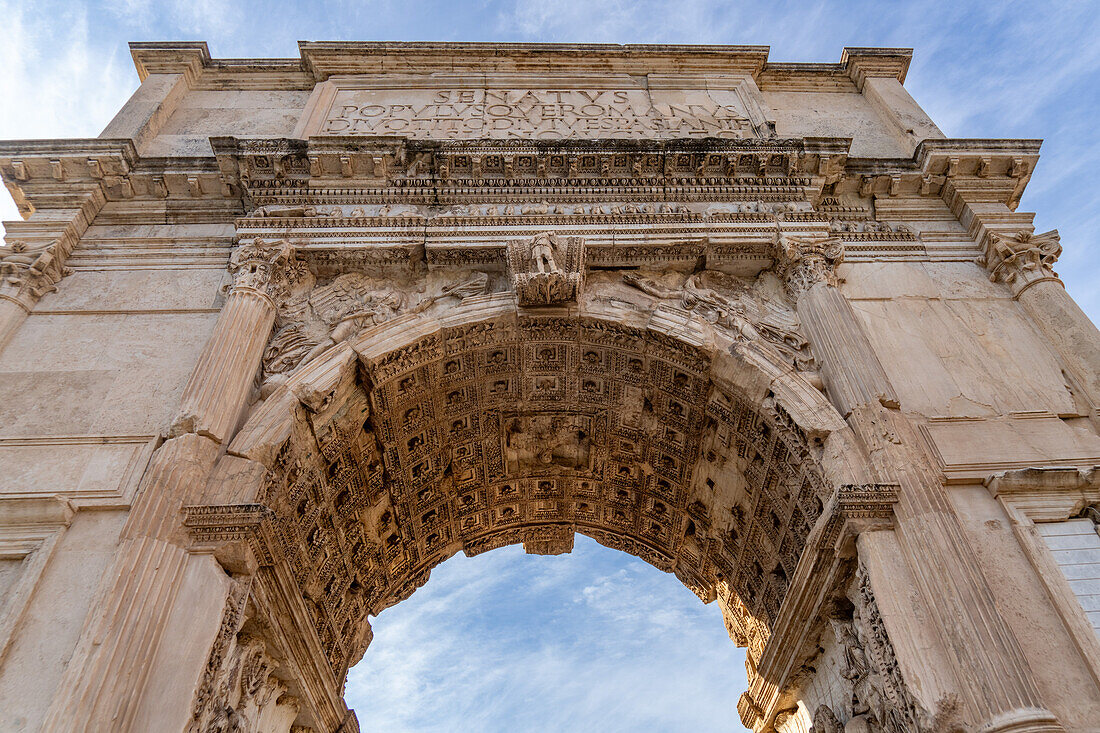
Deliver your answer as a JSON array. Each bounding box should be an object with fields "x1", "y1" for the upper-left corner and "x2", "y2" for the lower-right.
[
  {"x1": 173, "y1": 288, "x2": 276, "y2": 443},
  {"x1": 782, "y1": 234, "x2": 1061, "y2": 731},
  {"x1": 1016, "y1": 280, "x2": 1100, "y2": 409},
  {"x1": 0, "y1": 297, "x2": 29, "y2": 354},
  {"x1": 41, "y1": 240, "x2": 294, "y2": 732}
]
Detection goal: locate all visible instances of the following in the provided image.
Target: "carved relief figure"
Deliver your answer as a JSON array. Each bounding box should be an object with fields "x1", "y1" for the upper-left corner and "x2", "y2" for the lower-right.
[
  {"x1": 621, "y1": 269, "x2": 815, "y2": 370},
  {"x1": 810, "y1": 705, "x2": 843, "y2": 733},
  {"x1": 818, "y1": 565, "x2": 928, "y2": 733},
  {"x1": 261, "y1": 268, "x2": 490, "y2": 393},
  {"x1": 530, "y1": 232, "x2": 560, "y2": 274},
  {"x1": 507, "y1": 231, "x2": 586, "y2": 305},
  {"x1": 503, "y1": 414, "x2": 593, "y2": 474}
]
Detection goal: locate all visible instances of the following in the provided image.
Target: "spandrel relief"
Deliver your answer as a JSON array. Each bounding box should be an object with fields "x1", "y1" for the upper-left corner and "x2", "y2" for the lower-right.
[
  {"x1": 590, "y1": 268, "x2": 816, "y2": 371},
  {"x1": 261, "y1": 268, "x2": 493, "y2": 395}
]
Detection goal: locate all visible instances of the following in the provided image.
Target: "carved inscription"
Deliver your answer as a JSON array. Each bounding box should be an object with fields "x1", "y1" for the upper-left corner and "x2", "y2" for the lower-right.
[{"x1": 324, "y1": 88, "x2": 758, "y2": 139}]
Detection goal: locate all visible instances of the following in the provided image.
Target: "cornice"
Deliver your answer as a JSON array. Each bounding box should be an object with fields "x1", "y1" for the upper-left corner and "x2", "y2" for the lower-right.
[
  {"x1": 208, "y1": 135, "x2": 851, "y2": 209},
  {"x1": 121, "y1": 42, "x2": 922, "y2": 89},
  {"x1": 129, "y1": 41, "x2": 211, "y2": 82},
  {"x1": 0, "y1": 135, "x2": 1045, "y2": 216},
  {"x1": 840, "y1": 47, "x2": 912, "y2": 89},
  {"x1": 298, "y1": 41, "x2": 771, "y2": 81}
]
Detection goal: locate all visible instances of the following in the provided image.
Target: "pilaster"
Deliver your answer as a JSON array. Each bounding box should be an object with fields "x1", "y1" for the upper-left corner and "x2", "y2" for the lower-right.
[
  {"x1": 945, "y1": 169, "x2": 1100, "y2": 415},
  {"x1": 775, "y1": 231, "x2": 1064, "y2": 732},
  {"x1": 39, "y1": 239, "x2": 299, "y2": 732}
]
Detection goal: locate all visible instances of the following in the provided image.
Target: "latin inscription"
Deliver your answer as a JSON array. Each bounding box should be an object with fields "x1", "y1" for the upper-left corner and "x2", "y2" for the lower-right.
[{"x1": 323, "y1": 88, "x2": 757, "y2": 139}]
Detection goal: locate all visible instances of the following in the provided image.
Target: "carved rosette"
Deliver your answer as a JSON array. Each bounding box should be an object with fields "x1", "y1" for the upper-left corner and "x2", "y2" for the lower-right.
[
  {"x1": 228, "y1": 238, "x2": 309, "y2": 308},
  {"x1": 772, "y1": 233, "x2": 844, "y2": 299},
  {"x1": 980, "y1": 229, "x2": 1061, "y2": 297},
  {"x1": 0, "y1": 238, "x2": 72, "y2": 310}
]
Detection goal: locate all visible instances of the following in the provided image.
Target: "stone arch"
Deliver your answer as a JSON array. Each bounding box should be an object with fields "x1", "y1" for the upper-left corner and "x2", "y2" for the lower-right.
[{"x1": 191, "y1": 291, "x2": 860, "y2": 730}]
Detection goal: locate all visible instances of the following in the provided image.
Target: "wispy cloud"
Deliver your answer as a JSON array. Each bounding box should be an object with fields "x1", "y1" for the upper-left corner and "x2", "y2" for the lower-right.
[{"x1": 347, "y1": 537, "x2": 744, "y2": 732}]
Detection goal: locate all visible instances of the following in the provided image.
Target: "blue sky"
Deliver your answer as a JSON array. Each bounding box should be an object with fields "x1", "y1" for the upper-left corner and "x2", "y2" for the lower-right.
[{"x1": 1, "y1": 2, "x2": 1097, "y2": 731}]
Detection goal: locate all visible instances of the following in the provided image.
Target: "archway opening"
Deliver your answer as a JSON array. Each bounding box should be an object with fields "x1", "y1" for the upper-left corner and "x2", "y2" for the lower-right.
[
  {"x1": 215, "y1": 295, "x2": 842, "y2": 732},
  {"x1": 345, "y1": 536, "x2": 746, "y2": 730}
]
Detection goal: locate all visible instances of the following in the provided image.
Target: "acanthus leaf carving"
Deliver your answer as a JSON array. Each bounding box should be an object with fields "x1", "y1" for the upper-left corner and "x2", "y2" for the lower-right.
[
  {"x1": 772, "y1": 231, "x2": 845, "y2": 299},
  {"x1": 981, "y1": 229, "x2": 1061, "y2": 295},
  {"x1": 227, "y1": 238, "x2": 310, "y2": 307},
  {"x1": 0, "y1": 238, "x2": 73, "y2": 308}
]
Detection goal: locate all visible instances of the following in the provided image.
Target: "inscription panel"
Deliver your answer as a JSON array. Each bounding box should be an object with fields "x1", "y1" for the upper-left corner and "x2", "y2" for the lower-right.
[{"x1": 315, "y1": 77, "x2": 768, "y2": 140}]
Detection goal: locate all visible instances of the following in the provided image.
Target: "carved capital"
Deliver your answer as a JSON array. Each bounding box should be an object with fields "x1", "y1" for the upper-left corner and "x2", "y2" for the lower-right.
[
  {"x1": 980, "y1": 229, "x2": 1061, "y2": 297},
  {"x1": 227, "y1": 238, "x2": 308, "y2": 307},
  {"x1": 820, "y1": 483, "x2": 899, "y2": 554},
  {"x1": 772, "y1": 232, "x2": 844, "y2": 299},
  {"x1": 506, "y1": 231, "x2": 586, "y2": 306},
  {"x1": 183, "y1": 503, "x2": 283, "y2": 573},
  {"x1": 0, "y1": 239, "x2": 73, "y2": 310}
]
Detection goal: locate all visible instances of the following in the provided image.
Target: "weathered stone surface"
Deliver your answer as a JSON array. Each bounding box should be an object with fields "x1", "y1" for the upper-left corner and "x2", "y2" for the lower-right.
[{"x1": 0, "y1": 41, "x2": 1098, "y2": 733}]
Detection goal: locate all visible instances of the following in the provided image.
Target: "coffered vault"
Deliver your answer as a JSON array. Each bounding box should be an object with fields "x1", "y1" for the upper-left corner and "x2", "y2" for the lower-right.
[{"x1": 0, "y1": 41, "x2": 1099, "y2": 733}]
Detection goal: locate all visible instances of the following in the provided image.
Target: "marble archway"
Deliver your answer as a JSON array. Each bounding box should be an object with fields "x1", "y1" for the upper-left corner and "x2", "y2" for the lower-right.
[{"x1": 180, "y1": 278, "x2": 864, "y2": 731}]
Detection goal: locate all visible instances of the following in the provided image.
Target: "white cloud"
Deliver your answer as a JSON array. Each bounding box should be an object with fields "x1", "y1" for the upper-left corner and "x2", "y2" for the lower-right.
[
  {"x1": 0, "y1": 0, "x2": 136, "y2": 238},
  {"x1": 347, "y1": 538, "x2": 745, "y2": 732}
]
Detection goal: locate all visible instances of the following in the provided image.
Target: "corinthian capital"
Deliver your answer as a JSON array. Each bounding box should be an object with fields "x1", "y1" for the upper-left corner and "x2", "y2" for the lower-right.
[
  {"x1": 772, "y1": 232, "x2": 844, "y2": 299},
  {"x1": 0, "y1": 239, "x2": 72, "y2": 310},
  {"x1": 980, "y1": 229, "x2": 1061, "y2": 296},
  {"x1": 227, "y1": 238, "x2": 307, "y2": 306}
]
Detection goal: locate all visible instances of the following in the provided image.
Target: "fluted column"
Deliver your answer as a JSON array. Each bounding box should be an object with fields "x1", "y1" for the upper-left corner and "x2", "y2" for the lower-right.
[
  {"x1": 983, "y1": 230, "x2": 1100, "y2": 413},
  {"x1": 775, "y1": 233, "x2": 1063, "y2": 732},
  {"x1": 171, "y1": 241, "x2": 297, "y2": 442},
  {"x1": 41, "y1": 239, "x2": 300, "y2": 733}
]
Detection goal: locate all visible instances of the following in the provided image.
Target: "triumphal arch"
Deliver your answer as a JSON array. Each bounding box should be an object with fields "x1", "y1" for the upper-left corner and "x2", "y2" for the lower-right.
[{"x1": 0, "y1": 41, "x2": 1099, "y2": 732}]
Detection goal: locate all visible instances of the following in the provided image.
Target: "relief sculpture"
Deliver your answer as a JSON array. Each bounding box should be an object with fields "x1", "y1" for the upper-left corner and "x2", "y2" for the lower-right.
[
  {"x1": 507, "y1": 232, "x2": 586, "y2": 305},
  {"x1": 503, "y1": 414, "x2": 593, "y2": 474},
  {"x1": 812, "y1": 565, "x2": 929, "y2": 733},
  {"x1": 261, "y1": 268, "x2": 490, "y2": 393},
  {"x1": 620, "y1": 269, "x2": 815, "y2": 370}
]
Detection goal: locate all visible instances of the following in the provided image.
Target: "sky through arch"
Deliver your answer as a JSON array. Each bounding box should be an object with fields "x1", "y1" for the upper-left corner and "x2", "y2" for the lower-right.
[{"x1": 346, "y1": 535, "x2": 744, "y2": 732}]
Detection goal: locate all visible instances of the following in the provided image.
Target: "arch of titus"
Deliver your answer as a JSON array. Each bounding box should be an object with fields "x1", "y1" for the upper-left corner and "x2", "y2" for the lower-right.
[{"x1": 1, "y1": 41, "x2": 1099, "y2": 733}]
